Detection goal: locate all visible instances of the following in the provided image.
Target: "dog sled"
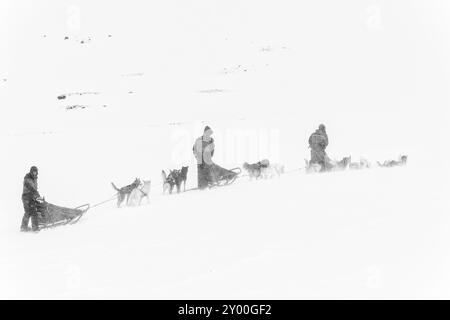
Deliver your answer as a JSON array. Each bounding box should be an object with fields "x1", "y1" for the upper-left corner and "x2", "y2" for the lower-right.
[
  {"x1": 36, "y1": 199, "x2": 89, "y2": 229},
  {"x1": 209, "y1": 164, "x2": 241, "y2": 187},
  {"x1": 184, "y1": 164, "x2": 241, "y2": 192}
]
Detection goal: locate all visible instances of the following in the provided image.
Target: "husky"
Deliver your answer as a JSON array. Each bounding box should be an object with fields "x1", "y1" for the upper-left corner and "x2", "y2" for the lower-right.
[
  {"x1": 329, "y1": 156, "x2": 351, "y2": 171},
  {"x1": 178, "y1": 166, "x2": 189, "y2": 192},
  {"x1": 349, "y1": 158, "x2": 371, "y2": 170},
  {"x1": 377, "y1": 155, "x2": 408, "y2": 168},
  {"x1": 243, "y1": 162, "x2": 262, "y2": 179},
  {"x1": 243, "y1": 159, "x2": 270, "y2": 180},
  {"x1": 111, "y1": 178, "x2": 141, "y2": 208},
  {"x1": 161, "y1": 170, "x2": 173, "y2": 194},
  {"x1": 162, "y1": 166, "x2": 188, "y2": 194},
  {"x1": 304, "y1": 159, "x2": 322, "y2": 174},
  {"x1": 127, "y1": 180, "x2": 151, "y2": 207},
  {"x1": 261, "y1": 163, "x2": 285, "y2": 179}
]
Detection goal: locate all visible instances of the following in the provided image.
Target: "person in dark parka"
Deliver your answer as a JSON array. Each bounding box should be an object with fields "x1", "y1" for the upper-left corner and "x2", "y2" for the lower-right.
[
  {"x1": 193, "y1": 126, "x2": 216, "y2": 189},
  {"x1": 21, "y1": 166, "x2": 41, "y2": 232},
  {"x1": 308, "y1": 124, "x2": 330, "y2": 171}
]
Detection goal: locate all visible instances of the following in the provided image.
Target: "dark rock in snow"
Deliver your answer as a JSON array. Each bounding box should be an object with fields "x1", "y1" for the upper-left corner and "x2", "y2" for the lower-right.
[
  {"x1": 57, "y1": 95, "x2": 66, "y2": 100},
  {"x1": 62, "y1": 91, "x2": 100, "y2": 97},
  {"x1": 65, "y1": 105, "x2": 89, "y2": 110}
]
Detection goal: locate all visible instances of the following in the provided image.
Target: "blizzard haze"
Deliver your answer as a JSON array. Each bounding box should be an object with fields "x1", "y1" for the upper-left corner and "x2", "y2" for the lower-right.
[{"x1": 1, "y1": 0, "x2": 450, "y2": 299}]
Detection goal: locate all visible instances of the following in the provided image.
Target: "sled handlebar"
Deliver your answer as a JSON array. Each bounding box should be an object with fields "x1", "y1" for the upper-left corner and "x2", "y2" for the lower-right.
[{"x1": 74, "y1": 204, "x2": 90, "y2": 212}]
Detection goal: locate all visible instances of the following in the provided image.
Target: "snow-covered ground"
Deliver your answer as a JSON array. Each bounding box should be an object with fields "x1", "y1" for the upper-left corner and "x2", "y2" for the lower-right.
[
  {"x1": 1, "y1": 0, "x2": 450, "y2": 299},
  {"x1": 1, "y1": 164, "x2": 450, "y2": 299}
]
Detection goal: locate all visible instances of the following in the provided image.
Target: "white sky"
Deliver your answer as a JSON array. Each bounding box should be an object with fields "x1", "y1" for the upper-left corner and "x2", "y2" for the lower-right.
[{"x1": 1, "y1": 1, "x2": 450, "y2": 159}]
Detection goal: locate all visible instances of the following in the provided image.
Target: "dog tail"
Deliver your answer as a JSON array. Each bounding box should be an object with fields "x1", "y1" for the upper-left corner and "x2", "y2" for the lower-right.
[{"x1": 111, "y1": 182, "x2": 120, "y2": 191}]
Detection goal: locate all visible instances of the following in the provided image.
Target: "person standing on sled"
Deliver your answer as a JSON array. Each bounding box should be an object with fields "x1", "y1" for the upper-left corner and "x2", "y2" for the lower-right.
[
  {"x1": 193, "y1": 126, "x2": 216, "y2": 189},
  {"x1": 308, "y1": 124, "x2": 330, "y2": 171},
  {"x1": 21, "y1": 166, "x2": 42, "y2": 232}
]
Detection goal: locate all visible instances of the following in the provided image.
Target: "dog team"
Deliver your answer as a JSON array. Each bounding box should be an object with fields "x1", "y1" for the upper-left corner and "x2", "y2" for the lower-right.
[
  {"x1": 108, "y1": 124, "x2": 407, "y2": 208},
  {"x1": 21, "y1": 124, "x2": 408, "y2": 231}
]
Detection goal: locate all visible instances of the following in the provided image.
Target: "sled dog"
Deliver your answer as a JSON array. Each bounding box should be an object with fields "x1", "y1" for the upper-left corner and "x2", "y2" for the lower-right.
[
  {"x1": 162, "y1": 166, "x2": 188, "y2": 194},
  {"x1": 127, "y1": 180, "x2": 151, "y2": 206},
  {"x1": 161, "y1": 170, "x2": 173, "y2": 194},
  {"x1": 243, "y1": 159, "x2": 270, "y2": 180},
  {"x1": 111, "y1": 178, "x2": 141, "y2": 208},
  {"x1": 305, "y1": 159, "x2": 322, "y2": 173},
  {"x1": 261, "y1": 163, "x2": 285, "y2": 178},
  {"x1": 349, "y1": 158, "x2": 371, "y2": 170},
  {"x1": 178, "y1": 166, "x2": 189, "y2": 192},
  {"x1": 330, "y1": 156, "x2": 351, "y2": 171},
  {"x1": 377, "y1": 155, "x2": 408, "y2": 168}
]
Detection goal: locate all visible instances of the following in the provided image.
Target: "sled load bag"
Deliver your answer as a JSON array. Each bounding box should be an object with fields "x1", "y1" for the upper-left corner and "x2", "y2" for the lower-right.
[
  {"x1": 37, "y1": 201, "x2": 86, "y2": 226},
  {"x1": 210, "y1": 164, "x2": 238, "y2": 180}
]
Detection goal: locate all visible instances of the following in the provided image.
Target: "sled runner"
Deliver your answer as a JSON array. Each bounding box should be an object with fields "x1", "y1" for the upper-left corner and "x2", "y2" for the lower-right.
[
  {"x1": 209, "y1": 164, "x2": 242, "y2": 187},
  {"x1": 213, "y1": 165, "x2": 241, "y2": 186},
  {"x1": 36, "y1": 200, "x2": 89, "y2": 229},
  {"x1": 184, "y1": 165, "x2": 241, "y2": 192}
]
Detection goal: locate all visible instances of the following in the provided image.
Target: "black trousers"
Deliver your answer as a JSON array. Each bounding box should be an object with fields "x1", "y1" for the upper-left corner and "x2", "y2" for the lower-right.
[
  {"x1": 310, "y1": 148, "x2": 330, "y2": 171},
  {"x1": 197, "y1": 164, "x2": 209, "y2": 189},
  {"x1": 21, "y1": 198, "x2": 39, "y2": 231},
  {"x1": 197, "y1": 163, "x2": 221, "y2": 189}
]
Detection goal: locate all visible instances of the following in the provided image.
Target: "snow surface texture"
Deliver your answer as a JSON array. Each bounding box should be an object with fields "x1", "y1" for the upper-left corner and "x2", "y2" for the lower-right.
[{"x1": 1, "y1": 0, "x2": 450, "y2": 299}]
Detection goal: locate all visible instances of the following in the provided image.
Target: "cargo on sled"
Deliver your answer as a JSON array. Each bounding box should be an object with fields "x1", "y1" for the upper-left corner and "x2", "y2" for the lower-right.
[{"x1": 35, "y1": 199, "x2": 89, "y2": 229}]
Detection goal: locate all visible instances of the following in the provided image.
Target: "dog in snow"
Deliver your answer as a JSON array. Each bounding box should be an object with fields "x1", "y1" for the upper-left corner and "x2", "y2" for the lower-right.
[
  {"x1": 261, "y1": 163, "x2": 285, "y2": 179},
  {"x1": 161, "y1": 170, "x2": 173, "y2": 194},
  {"x1": 304, "y1": 159, "x2": 322, "y2": 174},
  {"x1": 243, "y1": 159, "x2": 270, "y2": 180},
  {"x1": 377, "y1": 155, "x2": 408, "y2": 168},
  {"x1": 329, "y1": 156, "x2": 352, "y2": 171},
  {"x1": 111, "y1": 178, "x2": 141, "y2": 208},
  {"x1": 349, "y1": 158, "x2": 371, "y2": 170},
  {"x1": 162, "y1": 166, "x2": 189, "y2": 194},
  {"x1": 127, "y1": 179, "x2": 151, "y2": 206},
  {"x1": 178, "y1": 166, "x2": 189, "y2": 192}
]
